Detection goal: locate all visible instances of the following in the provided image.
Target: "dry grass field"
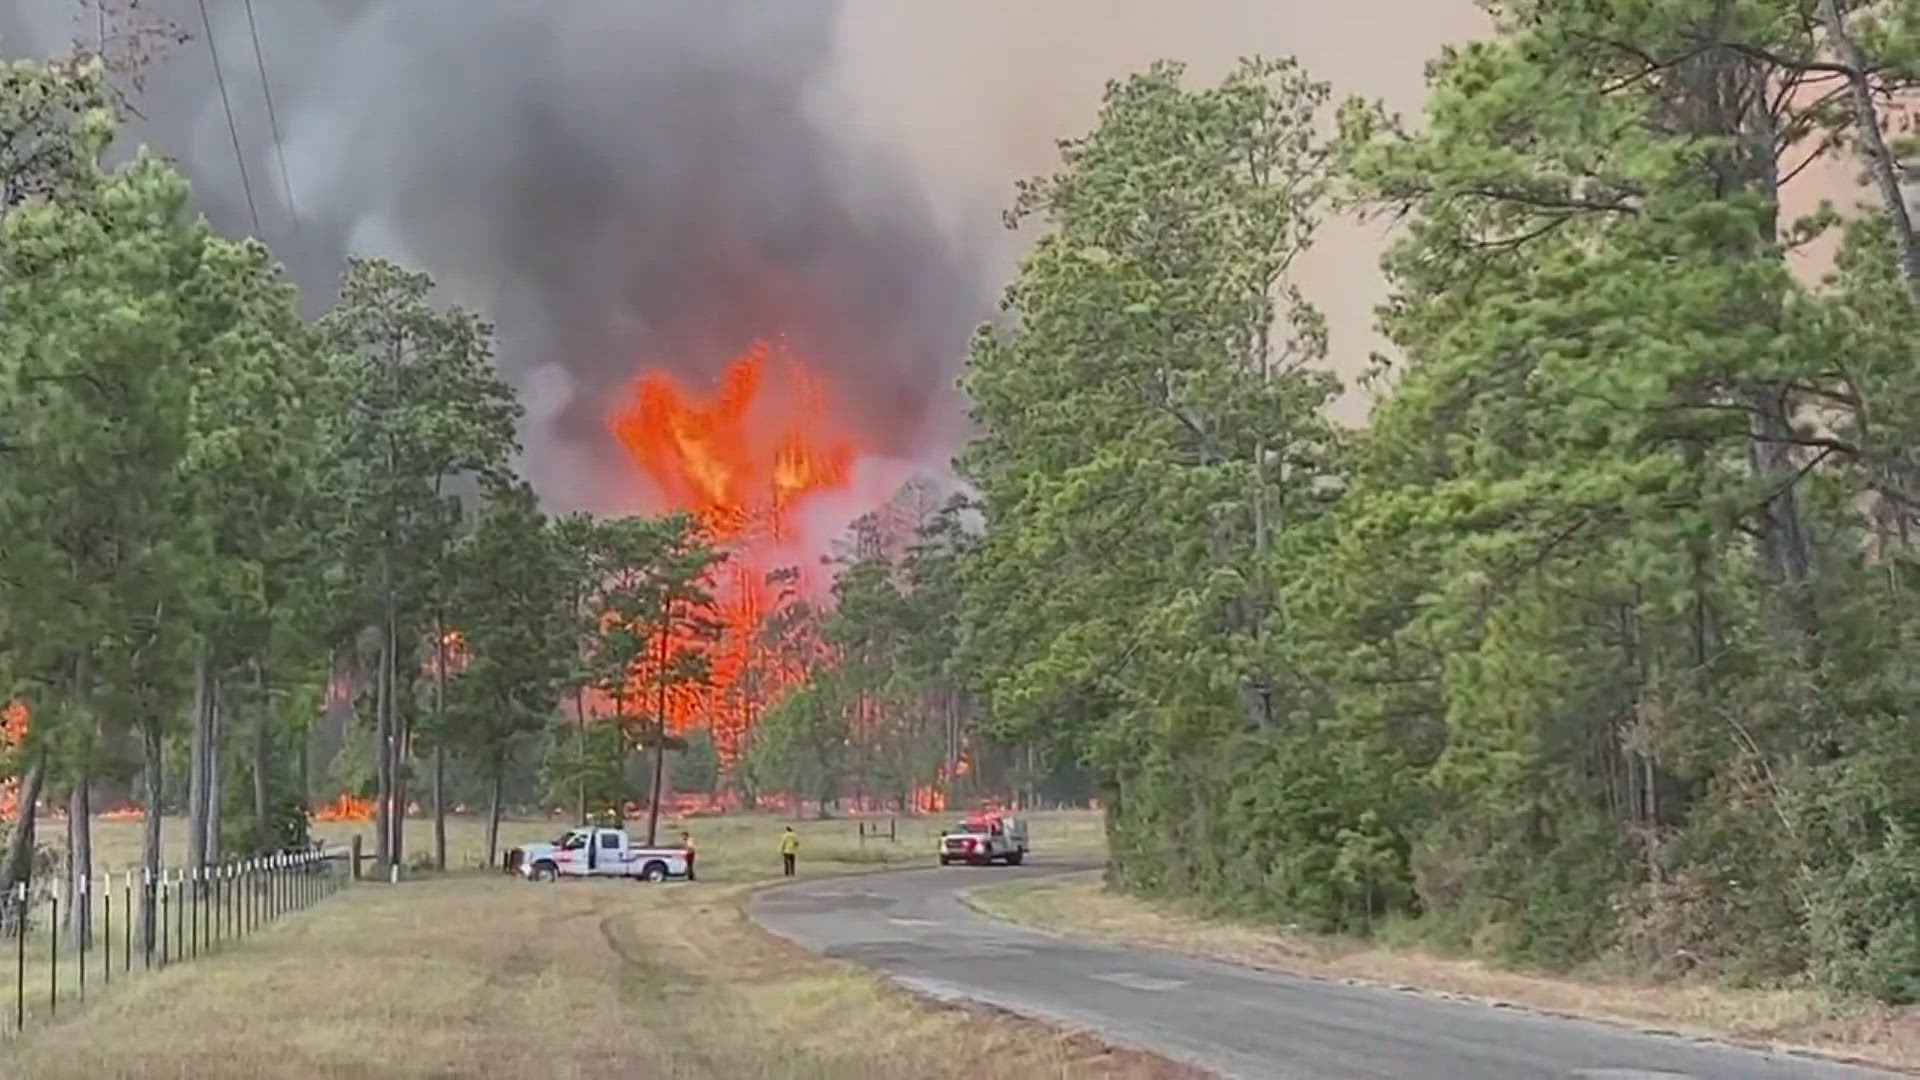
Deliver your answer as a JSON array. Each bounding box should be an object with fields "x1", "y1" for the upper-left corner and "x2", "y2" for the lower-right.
[
  {"x1": 968, "y1": 873, "x2": 1920, "y2": 1074},
  {"x1": 73, "y1": 805, "x2": 1110, "y2": 877},
  {"x1": 0, "y1": 810, "x2": 1165, "y2": 1080}
]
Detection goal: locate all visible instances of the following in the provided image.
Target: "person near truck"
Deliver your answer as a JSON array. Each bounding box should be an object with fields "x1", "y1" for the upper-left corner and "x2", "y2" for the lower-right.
[
  {"x1": 680, "y1": 830, "x2": 696, "y2": 881},
  {"x1": 779, "y1": 826, "x2": 799, "y2": 876}
]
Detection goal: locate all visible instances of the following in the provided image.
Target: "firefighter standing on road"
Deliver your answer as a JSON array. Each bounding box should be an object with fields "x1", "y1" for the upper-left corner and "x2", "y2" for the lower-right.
[
  {"x1": 780, "y1": 825, "x2": 799, "y2": 876},
  {"x1": 681, "y1": 830, "x2": 696, "y2": 881}
]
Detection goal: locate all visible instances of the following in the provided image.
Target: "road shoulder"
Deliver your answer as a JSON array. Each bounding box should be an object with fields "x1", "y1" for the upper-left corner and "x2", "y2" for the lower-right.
[{"x1": 963, "y1": 872, "x2": 1920, "y2": 1077}]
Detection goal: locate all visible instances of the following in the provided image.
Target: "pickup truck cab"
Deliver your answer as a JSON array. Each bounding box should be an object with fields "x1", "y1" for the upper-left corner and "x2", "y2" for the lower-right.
[
  {"x1": 506, "y1": 827, "x2": 690, "y2": 882},
  {"x1": 938, "y1": 814, "x2": 1028, "y2": 866}
]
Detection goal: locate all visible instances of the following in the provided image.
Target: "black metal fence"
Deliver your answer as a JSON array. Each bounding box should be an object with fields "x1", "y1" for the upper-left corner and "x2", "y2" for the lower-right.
[{"x1": 1, "y1": 848, "x2": 350, "y2": 1038}]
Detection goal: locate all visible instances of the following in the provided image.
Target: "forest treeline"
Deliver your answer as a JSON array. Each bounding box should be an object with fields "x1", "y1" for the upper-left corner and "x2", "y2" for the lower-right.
[
  {"x1": 0, "y1": 47, "x2": 810, "y2": 941},
  {"x1": 7, "y1": 0, "x2": 1920, "y2": 1006},
  {"x1": 0, "y1": 37, "x2": 1051, "y2": 950},
  {"x1": 806, "y1": 1, "x2": 1920, "y2": 1003}
]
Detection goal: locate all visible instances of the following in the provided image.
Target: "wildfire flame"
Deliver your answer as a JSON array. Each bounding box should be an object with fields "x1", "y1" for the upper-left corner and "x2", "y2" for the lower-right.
[
  {"x1": 609, "y1": 338, "x2": 854, "y2": 545},
  {"x1": 314, "y1": 794, "x2": 376, "y2": 822},
  {"x1": 425, "y1": 628, "x2": 471, "y2": 679},
  {"x1": 1, "y1": 701, "x2": 25, "y2": 750},
  {"x1": 605, "y1": 338, "x2": 856, "y2": 767},
  {"x1": 0, "y1": 702, "x2": 26, "y2": 822}
]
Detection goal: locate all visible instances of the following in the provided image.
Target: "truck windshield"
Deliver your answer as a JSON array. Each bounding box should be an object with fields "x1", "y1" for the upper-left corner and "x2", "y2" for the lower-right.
[
  {"x1": 954, "y1": 822, "x2": 994, "y2": 834},
  {"x1": 557, "y1": 832, "x2": 587, "y2": 850}
]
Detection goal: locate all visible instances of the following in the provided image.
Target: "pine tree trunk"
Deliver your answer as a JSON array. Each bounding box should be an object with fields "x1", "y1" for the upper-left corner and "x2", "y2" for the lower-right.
[
  {"x1": 574, "y1": 685, "x2": 588, "y2": 826},
  {"x1": 253, "y1": 666, "x2": 272, "y2": 855},
  {"x1": 645, "y1": 600, "x2": 671, "y2": 847},
  {"x1": 1820, "y1": 0, "x2": 1920, "y2": 298},
  {"x1": 374, "y1": 607, "x2": 392, "y2": 875},
  {"x1": 387, "y1": 602, "x2": 406, "y2": 871},
  {"x1": 65, "y1": 780, "x2": 90, "y2": 946},
  {"x1": 187, "y1": 648, "x2": 211, "y2": 877},
  {"x1": 0, "y1": 750, "x2": 47, "y2": 927},
  {"x1": 204, "y1": 678, "x2": 224, "y2": 873},
  {"x1": 139, "y1": 723, "x2": 161, "y2": 952},
  {"x1": 432, "y1": 744, "x2": 446, "y2": 872},
  {"x1": 392, "y1": 710, "x2": 408, "y2": 871},
  {"x1": 433, "y1": 616, "x2": 447, "y2": 871},
  {"x1": 485, "y1": 765, "x2": 503, "y2": 867}
]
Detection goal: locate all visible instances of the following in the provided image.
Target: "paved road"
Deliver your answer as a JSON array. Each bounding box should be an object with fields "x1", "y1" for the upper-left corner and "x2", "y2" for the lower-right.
[{"x1": 748, "y1": 861, "x2": 1906, "y2": 1080}]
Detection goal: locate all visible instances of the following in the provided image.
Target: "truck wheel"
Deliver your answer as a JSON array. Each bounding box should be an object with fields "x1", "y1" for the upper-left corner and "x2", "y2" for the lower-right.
[
  {"x1": 939, "y1": 856, "x2": 953, "y2": 866},
  {"x1": 1006, "y1": 851, "x2": 1024, "y2": 866},
  {"x1": 531, "y1": 861, "x2": 558, "y2": 882},
  {"x1": 642, "y1": 861, "x2": 668, "y2": 882}
]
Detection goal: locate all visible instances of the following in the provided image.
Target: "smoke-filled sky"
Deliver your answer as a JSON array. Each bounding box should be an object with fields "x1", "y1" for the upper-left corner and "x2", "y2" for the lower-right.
[{"x1": 0, "y1": 0, "x2": 1490, "y2": 513}]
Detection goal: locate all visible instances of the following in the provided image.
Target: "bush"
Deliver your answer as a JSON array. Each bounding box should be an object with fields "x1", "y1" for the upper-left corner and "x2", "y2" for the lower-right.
[
  {"x1": 221, "y1": 793, "x2": 311, "y2": 857},
  {"x1": 1805, "y1": 822, "x2": 1920, "y2": 1004}
]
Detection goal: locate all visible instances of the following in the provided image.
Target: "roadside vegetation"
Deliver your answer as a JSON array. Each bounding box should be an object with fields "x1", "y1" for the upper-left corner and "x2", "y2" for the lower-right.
[
  {"x1": 970, "y1": 874, "x2": 1919, "y2": 1072},
  {"x1": 797, "y1": 0, "x2": 1920, "y2": 1024}
]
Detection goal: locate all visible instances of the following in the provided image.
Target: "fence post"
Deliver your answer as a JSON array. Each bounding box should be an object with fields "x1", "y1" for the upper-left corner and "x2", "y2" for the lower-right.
[
  {"x1": 101, "y1": 870, "x2": 110, "y2": 989},
  {"x1": 14, "y1": 882, "x2": 25, "y2": 1032},
  {"x1": 143, "y1": 869, "x2": 154, "y2": 970},
  {"x1": 190, "y1": 868, "x2": 200, "y2": 960},
  {"x1": 48, "y1": 888, "x2": 57, "y2": 1017},
  {"x1": 350, "y1": 835, "x2": 361, "y2": 882},
  {"x1": 156, "y1": 874, "x2": 167, "y2": 968},
  {"x1": 77, "y1": 874, "x2": 86, "y2": 1001}
]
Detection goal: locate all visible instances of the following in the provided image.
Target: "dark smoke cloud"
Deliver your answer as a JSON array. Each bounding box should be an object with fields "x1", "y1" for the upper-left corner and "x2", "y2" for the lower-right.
[{"x1": 0, "y1": 0, "x2": 989, "y2": 510}]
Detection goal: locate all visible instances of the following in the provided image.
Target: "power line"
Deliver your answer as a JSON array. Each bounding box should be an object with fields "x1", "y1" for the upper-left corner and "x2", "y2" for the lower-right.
[
  {"x1": 196, "y1": 0, "x2": 261, "y2": 238},
  {"x1": 241, "y1": 0, "x2": 300, "y2": 248}
]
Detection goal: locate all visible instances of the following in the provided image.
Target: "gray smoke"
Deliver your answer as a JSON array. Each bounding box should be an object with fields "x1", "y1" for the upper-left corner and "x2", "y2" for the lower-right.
[{"x1": 0, "y1": 0, "x2": 988, "y2": 510}]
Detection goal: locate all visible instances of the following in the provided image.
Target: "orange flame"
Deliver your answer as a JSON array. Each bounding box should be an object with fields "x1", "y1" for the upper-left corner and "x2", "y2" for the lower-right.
[
  {"x1": 314, "y1": 794, "x2": 376, "y2": 822},
  {"x1": 424, "y1": 628, "x2": 471, "y2": 679},
  {"x1": 608, "y1": 338, "x2": 854, "y2": 545},
  {"x1": 605, "y1": 339, "x2": 855, "y2": 767},
  {"x1": 0, "y1": 702, "x2": 27, "y2": 822}
]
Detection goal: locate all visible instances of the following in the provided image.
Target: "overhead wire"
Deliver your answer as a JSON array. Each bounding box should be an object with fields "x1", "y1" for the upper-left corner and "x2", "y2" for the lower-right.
[
  {"x1": 196, "y1": 0, "x2": 262, "y2": 238},
  {"x1": 241, "y1": 0, "x2": 300, "y2": 248}
]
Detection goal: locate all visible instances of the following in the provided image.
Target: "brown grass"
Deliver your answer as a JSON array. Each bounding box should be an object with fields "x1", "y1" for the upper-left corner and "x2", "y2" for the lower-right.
[
  {"x1": 0, "y1": 811, "x2": 1179, "y2": 1079},
  {"x1": 967, "y1": 874, "x2": 1920, "y2": 1074}
]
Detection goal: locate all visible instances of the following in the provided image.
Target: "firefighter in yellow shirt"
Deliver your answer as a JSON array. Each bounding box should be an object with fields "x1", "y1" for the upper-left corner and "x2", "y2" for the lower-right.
[{"x1": 779, "y1": 826, "x2": 799, "y2": 876}]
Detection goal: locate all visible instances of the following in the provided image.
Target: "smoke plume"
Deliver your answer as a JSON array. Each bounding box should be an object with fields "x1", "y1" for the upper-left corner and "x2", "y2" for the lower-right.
[
  {"x1": 0, "y1": 0, "x2": 992, "y2": 511},
  {"x1": 0, "y1": 1, "x2": 1496, "y2": 512}
]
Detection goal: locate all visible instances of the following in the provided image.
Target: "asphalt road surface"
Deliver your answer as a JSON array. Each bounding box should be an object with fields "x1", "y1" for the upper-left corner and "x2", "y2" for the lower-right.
[{"x1": 748, "y1": 860, "x2": 1906, "y2": 1080}]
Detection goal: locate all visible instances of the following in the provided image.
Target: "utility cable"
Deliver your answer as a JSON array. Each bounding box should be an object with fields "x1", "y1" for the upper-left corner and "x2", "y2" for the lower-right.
[
  {"x1": 197, "y1": 0, "x2": 262, "y2": 238},
  {"x1": 242, "y1": 0, "x2": 300, "y2": 247}
]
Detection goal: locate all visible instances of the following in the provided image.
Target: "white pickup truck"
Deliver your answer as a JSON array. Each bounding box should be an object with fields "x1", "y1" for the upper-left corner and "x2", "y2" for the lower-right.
[
  {"x1": 506, "y1": 827, "x2": 691, "y2": 882},
  {"x1": 938, "y1": 814, "x2": 1029, "y2": 866}
]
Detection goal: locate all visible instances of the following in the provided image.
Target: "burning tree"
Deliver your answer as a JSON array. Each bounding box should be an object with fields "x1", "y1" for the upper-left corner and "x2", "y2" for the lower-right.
[
  {"x1": 579, "y1": 513, "x2": 726, "y2": 846},
  {"x1": 605, "y1": 338, "x2": 852, "y2": 781}
]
